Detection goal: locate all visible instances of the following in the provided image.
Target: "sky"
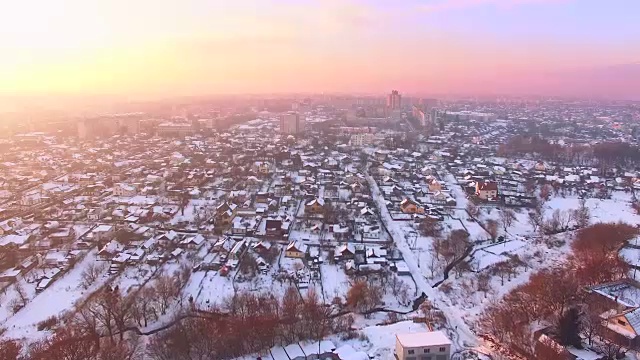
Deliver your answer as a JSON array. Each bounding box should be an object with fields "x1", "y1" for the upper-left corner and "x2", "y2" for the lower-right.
[{"x1": 0, "y1": 0, "x2": 638, "y2": 99}]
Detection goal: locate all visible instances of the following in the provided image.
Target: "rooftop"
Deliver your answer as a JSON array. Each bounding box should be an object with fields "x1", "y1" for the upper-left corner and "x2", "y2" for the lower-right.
[{"x1": 396, "y1": 331, "x2": 452, "y2": 348}]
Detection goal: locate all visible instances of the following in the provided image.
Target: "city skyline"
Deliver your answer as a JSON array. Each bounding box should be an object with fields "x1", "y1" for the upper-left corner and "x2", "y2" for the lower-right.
[{"x1": 0, "y1": 0, "x2": 638, "y2": 100}]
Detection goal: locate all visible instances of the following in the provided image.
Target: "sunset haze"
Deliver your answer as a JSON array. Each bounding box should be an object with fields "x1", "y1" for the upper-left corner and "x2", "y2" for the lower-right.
[{"x1": 1, "y1": 0, "x2": 638, "y2": 99}]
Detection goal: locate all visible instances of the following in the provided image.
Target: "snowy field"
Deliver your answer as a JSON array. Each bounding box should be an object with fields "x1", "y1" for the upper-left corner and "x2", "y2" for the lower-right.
[
  {"x1": 2, "y1": 250, "x2": 111, "y2": 341},
  {"x1": 438, "y1": 190, "x2": 640, "y2": 327}
]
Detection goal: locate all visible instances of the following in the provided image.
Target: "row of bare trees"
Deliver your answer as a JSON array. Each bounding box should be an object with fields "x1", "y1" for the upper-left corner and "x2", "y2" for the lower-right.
[
  {"x1": 1, "y1": 282, "x2": 355, "y2": 360},
  {"x1": 148, "y1": 287, "x2": 353, "y2": 360}
]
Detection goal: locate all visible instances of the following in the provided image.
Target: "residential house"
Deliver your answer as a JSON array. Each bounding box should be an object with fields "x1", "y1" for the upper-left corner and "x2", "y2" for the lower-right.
[
  {"x1": 265, "y1": 218, "x2": 284, "y2": 238},
  {"x1": 362, "y1": 225, "x2": 381, "y2": 239},
  {"x1": 399, "y1": 199, "x2": 425, "y2": 214},
  {"x1": 179, "y1": 234, "x2": 205, "y2": 249},
  {"x1": 395, "y1": 331, "x2": 452, "y2": 360},
  {"x1": 215, "y1": 202, "x2": 238, "y2": 228},
  {"x1": 476, "y1": 181, "x2": 499, "y2": 200},
  {"x1": 252, "y1": 161, "x2": 271, "y2": 175},
  {"x1": 113, "y1": 183, "x2": 137, "y2": 197},
  {"x1": 285, "y1": 241, "x2": 307, "y2": 258},
  {"x1": 427, "y1": 179, "x2": 443, "y2": 192},
  {"x1": 305, "y1": 198, "x2": 326, "y2": 215},
  {"x1": 335, "y1": 243, "x2": 355, "y2": 261}
]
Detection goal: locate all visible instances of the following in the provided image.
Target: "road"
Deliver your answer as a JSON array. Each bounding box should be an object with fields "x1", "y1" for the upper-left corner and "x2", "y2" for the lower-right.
[{"x1": 366, "y1": 173, "x2": 485, "y2": 353}]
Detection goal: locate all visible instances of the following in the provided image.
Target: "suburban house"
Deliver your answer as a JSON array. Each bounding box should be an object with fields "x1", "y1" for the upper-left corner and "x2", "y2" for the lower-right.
[
  {"x1": 215, "y1": 202, "x2": 238, "y2": 228},
  {"x1": 265, "y1": 218, "x2": 284, "y2": 238},
  {"x1": 399, "y1": 199, "x2": 425, "y2": 214},
  {"x1": 476, "y1": 181, "x2": 498, "y2": 200},
  {"x1": 587, "y1": 279, "x2": 640, "y2": 349},
  {"x1": 599, "y1": 307, "x2": 640, "y2": 348},
  {"x1": 427, "y1": 179, "x2": 443, "y2": 192},
  {"x1": 305, "y1": 198, "x2": 326, "y2": 215},
  {"x1": 395, "y1": 331, "x2": 452, "y2": 360},
  {"x1": 285, "y1": 241, "x2": 307, "y2": 258},
  {"x1": 113, "y1": 183, "x2": 137, "y2": 197},
  {"x1": 252, "y1": 161, "x2": 271, "y2": 175}
]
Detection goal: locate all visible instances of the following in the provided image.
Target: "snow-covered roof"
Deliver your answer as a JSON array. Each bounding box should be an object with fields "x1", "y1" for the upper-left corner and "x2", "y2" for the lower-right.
[
  {"x1": 396, "y1": 331, "x2": 452, "y2": 348},
  {"x1": 334, "y1": 345, "x2": 368, "y2": 360}
]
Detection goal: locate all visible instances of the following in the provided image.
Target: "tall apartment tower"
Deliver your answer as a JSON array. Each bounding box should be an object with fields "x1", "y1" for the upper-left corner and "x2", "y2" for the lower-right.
[
  {"x1": 387, "y1": 90, "x2": 402, "y2": 110},
  {"x1": 280, "y1": 112, "x2": 305, "y2": 134}
]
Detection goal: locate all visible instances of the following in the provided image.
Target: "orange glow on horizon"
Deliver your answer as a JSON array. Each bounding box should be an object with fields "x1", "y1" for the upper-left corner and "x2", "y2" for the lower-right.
[{"x1": 0, "y1": 0, "x2": 638, "y2": 98}]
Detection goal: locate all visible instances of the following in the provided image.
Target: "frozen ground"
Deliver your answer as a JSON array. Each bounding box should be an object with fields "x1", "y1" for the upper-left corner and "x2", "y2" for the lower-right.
[
  {"x1": 2, "y1": 250, "x2": 111, "y2": 341},
  {"x1": 367, "y1": 173, "x2": 481, "y2": 351}
]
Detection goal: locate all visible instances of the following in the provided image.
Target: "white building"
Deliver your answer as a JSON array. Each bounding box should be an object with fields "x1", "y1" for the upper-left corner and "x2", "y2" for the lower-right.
[
  {"x1": 395, "y1": 331, "x2": 452, "y2": 360},
  {"x1": 113, "y1": 183, "x2": 137, "y2": 197},
  {"x1": 350, "y1": 133, "x2": 375, "y2": 147}
]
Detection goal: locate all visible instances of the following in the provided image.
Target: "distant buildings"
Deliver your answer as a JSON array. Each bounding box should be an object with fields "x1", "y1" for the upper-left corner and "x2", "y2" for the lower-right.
[
  {"x1": 156, "y1": 122, "x2": 194, "y2": 137},
  {"x1": 387, "y1": 90, "x2": 402, "y2": 110},
  {"x1": 409, "y1": 99, "x2": 439, "y2": 128},
  {"x1": 446, "y1": 111, "x2": 497, "y2": 122},
  {"x1": 78, "y1": 113, "x2": 144, "y2": 139},
  {"x1": 420, "y1": 98, "x2": 439, "y2": 112},
  {"x1": 350, "y1": 133, "x2": 375, "y2": 147},
  {"x1": 280, "y1": 112, "x2": 305, "y2": 134},
  {"x1": 412, "y1": 106, "x2": 428, "y2": 127}
]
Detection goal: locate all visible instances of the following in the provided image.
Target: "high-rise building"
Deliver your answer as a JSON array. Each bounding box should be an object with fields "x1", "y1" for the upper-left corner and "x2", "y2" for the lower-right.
[
  {"x1": 280, "y1": 112, "x2": 305, "y2": 134},
  {"x1": 78, "y1": 113, "x2": 143, "y2": 139},
  {"x1": 387, "y1": 90, "x2": 402, "y2": 110},
  {"x1": 420, "y1": 98, "x2": 439, "y2": 112}
]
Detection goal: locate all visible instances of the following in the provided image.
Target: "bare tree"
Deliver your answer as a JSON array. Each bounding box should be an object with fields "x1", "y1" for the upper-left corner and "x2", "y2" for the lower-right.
[
  {"x1": 346, "y1": 281, "x2": 382, "y2": 315},
  {"x1": 439, "y1": 230, "x2": 470, "y2": 266},
  {"x1": 154, "y1": 274, "x2": 181, "y2": 315},
  {"x1": 540, "y1": 184, "x2": 553, "y2": 202},
  {"x1": 418, "y1": 217, "x2": 442, "y2": 238},
  {"x1": 466, "y1": 202, "x2": 479, "y2": 218},
  {"x1": 499, "y1": 208, "x2": 516, "y2": 232},
  {"x1": 485, "y1": 219, "x2": 499, "y2": 240},
  {"x1": 477, "y1": 272, "x2": 492, "y2": 298},
  {"x1": 10, "y1": 282, "x2": 29, "y2": 313},
  {"x1": 81, "y1": 262, "x2": 108, "y2": 289},
  {"x1": 573, "y1": 198, "x2": 591, "y2": 228},
  {"x1": 528, "y1": 211, "x2": 543, "y2": 234}
]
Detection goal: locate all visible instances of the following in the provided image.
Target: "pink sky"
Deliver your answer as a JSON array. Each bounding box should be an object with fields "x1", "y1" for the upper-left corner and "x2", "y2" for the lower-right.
[{"x1": 0, "y1": 0, "x2": 638, "y2": 99}]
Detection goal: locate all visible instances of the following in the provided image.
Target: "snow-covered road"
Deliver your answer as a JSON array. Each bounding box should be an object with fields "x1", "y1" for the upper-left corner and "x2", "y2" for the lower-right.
[{"x1": 366, "y1": 174, "x2": 481, "y2": 351}]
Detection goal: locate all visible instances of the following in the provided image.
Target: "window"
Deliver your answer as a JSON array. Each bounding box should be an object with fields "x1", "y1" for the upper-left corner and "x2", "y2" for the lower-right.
[
  {"x1": 407, "y1": 357, "x2": 416, "y2": 360},
  {"x1": 420, "y1": 356, "x2": 432, "y2": 360},
  {"x1": 439, "y1": 347, "x2": 446, "y2": 352},
  {"x1": 618, "y1": 320, "x2": 627, "y2": 326},
  {"x1": 423, "y1": 348, "x2": 431, "y2": 353},
  {"x1": 408, "y1": 349, "x2": 415, "y2": 355}
]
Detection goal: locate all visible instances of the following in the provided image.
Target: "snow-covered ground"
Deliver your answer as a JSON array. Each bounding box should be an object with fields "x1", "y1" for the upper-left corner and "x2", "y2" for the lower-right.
[
  {"x1": 437, "y1": 190, "x2": 640, "y2": 330},
  {"x1": 367, "y1": 173, "x2": 481, "y2": 351},
  {"x1": 2, "y1": 250, "x2": 111, "y2": 341}
]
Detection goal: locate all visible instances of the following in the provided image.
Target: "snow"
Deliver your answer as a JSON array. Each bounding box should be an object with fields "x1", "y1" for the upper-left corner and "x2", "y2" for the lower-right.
[
  {"x1": 3, "y1": 250, "x2": 110, "y2": 340},
  {"x1": 620, "y1": 247, "x2": 640, "y2": 268},
  {"x1": 567, "y1": 347, "x2": 604, "y2": 360},
  {"x1": 353, "y1": 320, "x2": 431, "y2": 358},
  {"x1": 396, "y1": 330, "x2": 452, "y2": 347},
  {"x1": 367, "y1": 174, "x2": 479, "y2": 350},
  {"x1": 334, "y1": 345, "x2": 369, "y2": 360},
  {"x1": 320, "y1": 263, "x2": 351, "y2": 300}
]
